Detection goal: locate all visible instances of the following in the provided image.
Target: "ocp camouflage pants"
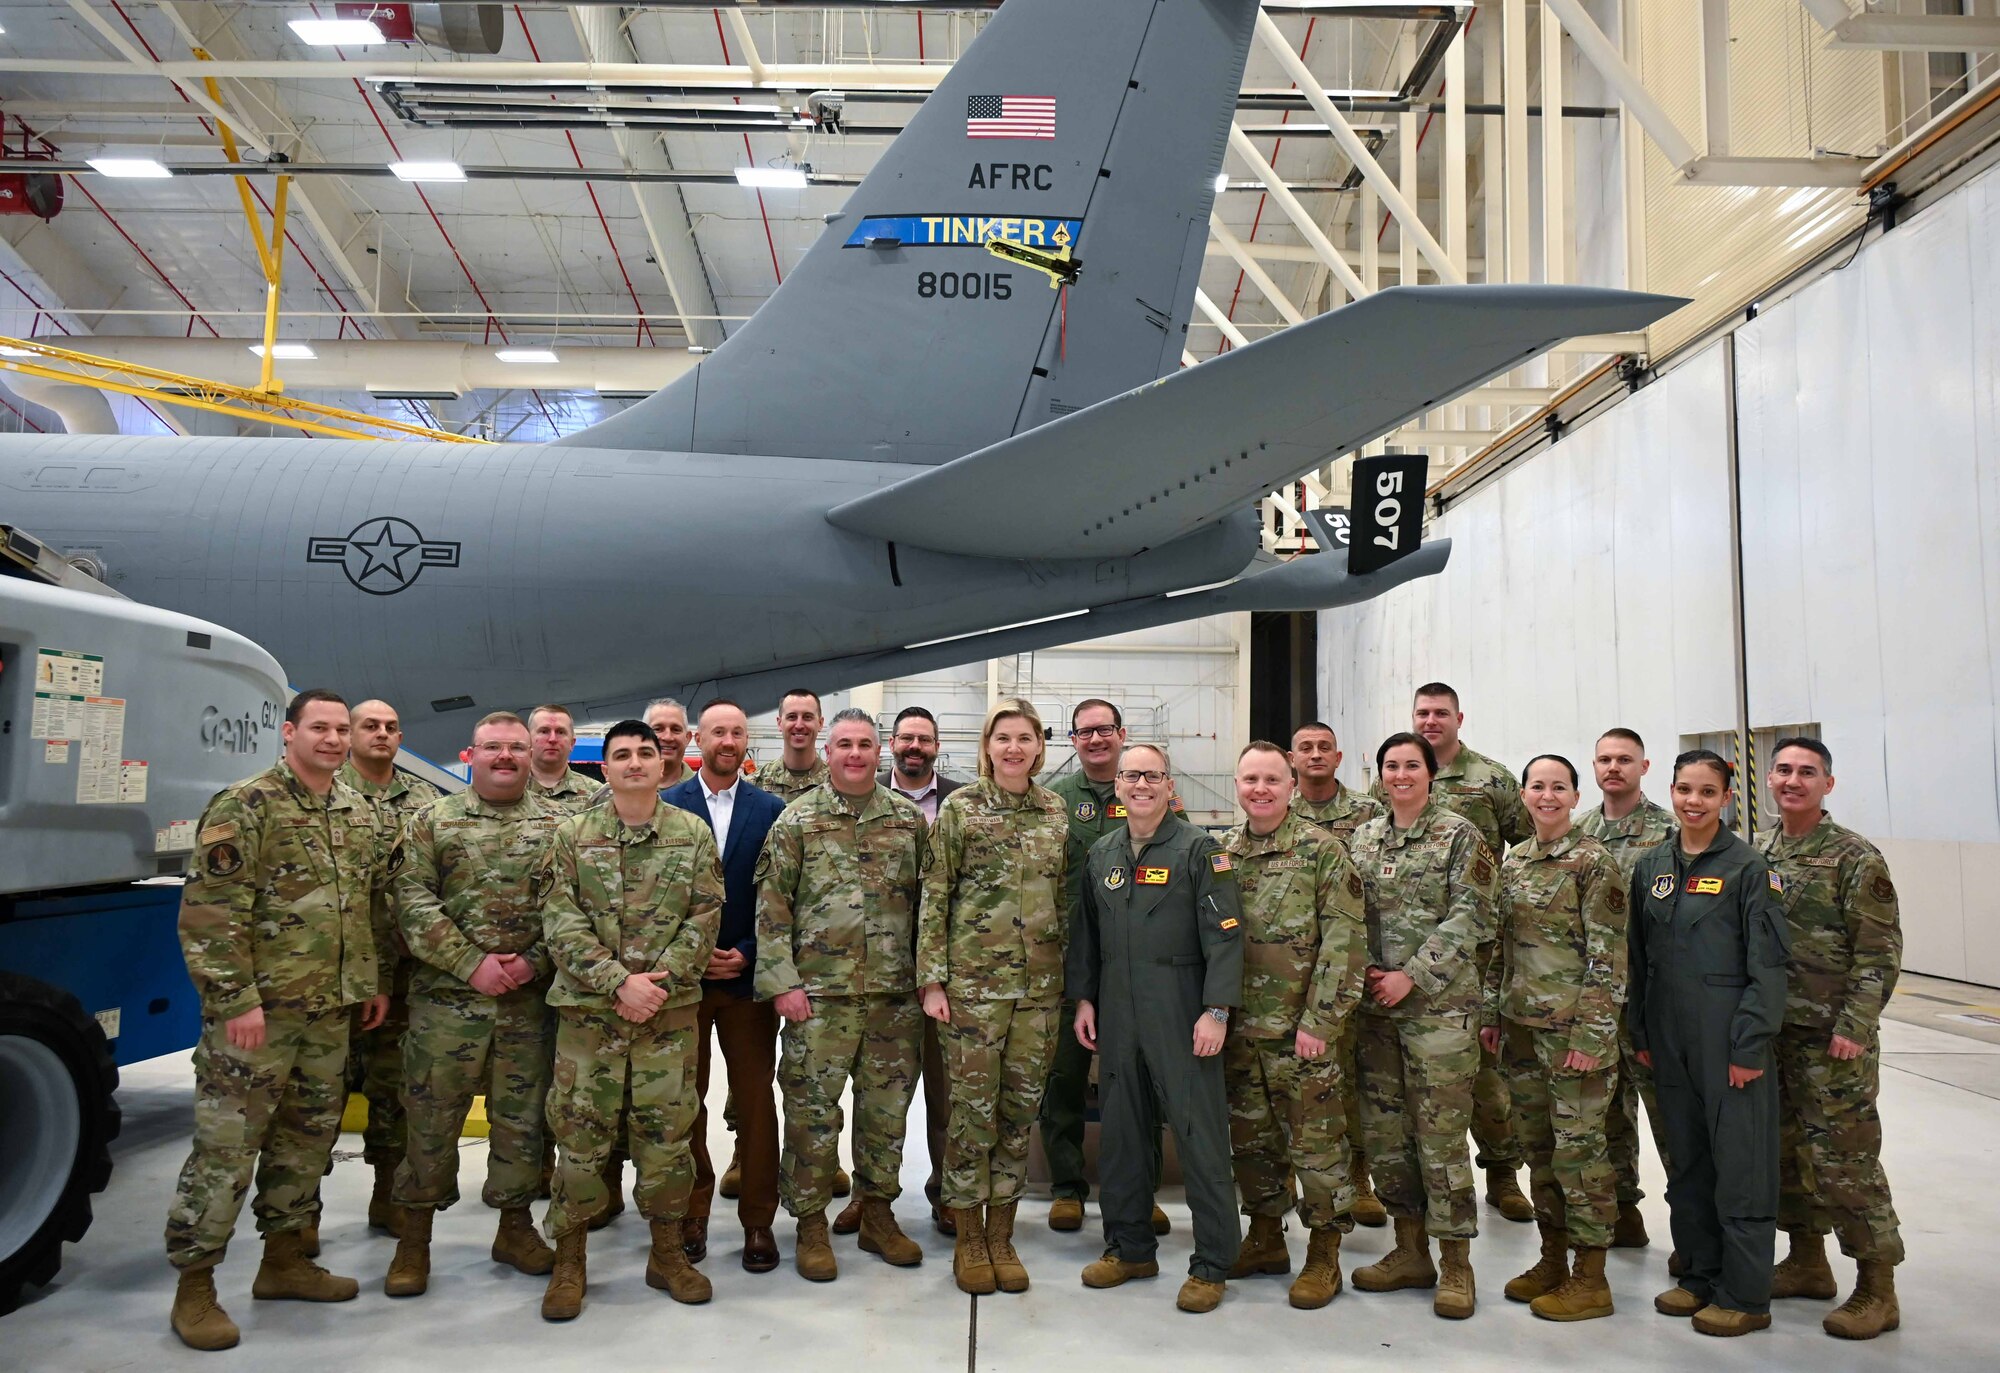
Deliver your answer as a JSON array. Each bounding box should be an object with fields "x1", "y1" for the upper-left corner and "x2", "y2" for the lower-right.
[
  {"x1": 165, "y1": 1006, "x2": 349, "y2": 1270},
  {"x1": 1502, "y1": 1020, "x2": 1617, "y2": 1248},
  {"x1": 941, "y1": 997, "x2": 1059, "y2": 1210},
  {"x1": 778, "y1": 992, "x2": 922, "y2": 1217},
  {"x1": 1469, "y1": 944, "x2": 1519, "y2": 1169},
  {"x1": 1357, "y1": 1008, "x2": 1478, "y2": 1239},
  {"x1": 395, "y1": 979, "x2": 552, "y2": 1212},
  {"x1": 1225, "y1": 1033, "x2": 1355, "y2": 1231},
  {"x1": 1607, "y1": 1009, "x2": 1671, "y2": 1204},
  {"x1": 1776, "y1": 1022, "x2": 1904, "y2": 1264},
  {"x1": 346, "y1": 955, "x2": 411, "y2": 1165},
  {"x1": 544, "y1": 1003, "x2": 699, "y2": 1238}
]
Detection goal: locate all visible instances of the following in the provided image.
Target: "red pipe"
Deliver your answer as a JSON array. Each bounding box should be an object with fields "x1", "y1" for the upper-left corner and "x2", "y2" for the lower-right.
[{"x1": 713, "y1": 10, "x2": 784, "y2": 285}]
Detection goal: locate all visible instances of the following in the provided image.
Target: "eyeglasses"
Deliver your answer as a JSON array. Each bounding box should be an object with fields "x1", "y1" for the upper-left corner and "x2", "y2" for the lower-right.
[
  {"x1": 1070, "y1": 725, "x2": 1121, "y2": 740},
  {"x1": 891, "y1": 734, "x2": 936, "y2": 746},
  {"x1": 1116, "y1": 769, "x2": 1167, "y2": 785},
  {"x1": 474, "y1": 743, "x2": 530, "y2": 756}
]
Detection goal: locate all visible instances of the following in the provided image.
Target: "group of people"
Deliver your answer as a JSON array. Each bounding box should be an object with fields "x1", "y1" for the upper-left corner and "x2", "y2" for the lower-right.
[{"x1": 160, "y1": 679, "x2": 1905, "y2": 1351}]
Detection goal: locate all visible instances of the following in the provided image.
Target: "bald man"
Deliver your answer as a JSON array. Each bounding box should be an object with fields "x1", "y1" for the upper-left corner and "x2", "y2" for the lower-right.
[{"x1": 332, "y1": 699, "x2": 444, "y2": 1240}]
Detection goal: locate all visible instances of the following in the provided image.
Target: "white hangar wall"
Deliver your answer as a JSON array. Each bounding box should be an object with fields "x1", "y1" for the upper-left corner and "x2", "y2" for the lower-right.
[{"x1": 1320, "y1": 156, "x2": 2000, "y2": 988}]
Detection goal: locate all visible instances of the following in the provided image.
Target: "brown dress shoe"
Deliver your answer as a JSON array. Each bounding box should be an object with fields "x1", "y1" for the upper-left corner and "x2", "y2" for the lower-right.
[
  {"x1": 832, "y1": 1195, "x2": 863, "y2": 1236},
  {"x1": 682, "y1": 1216, "x2": 708, "y2": 1263},
  {"x1": 742, "y1": 1225, "x2": 779, "y2": 1273},
  {"x1": 933, "y1": 1203, "x2": 957, "y2": 1237}
]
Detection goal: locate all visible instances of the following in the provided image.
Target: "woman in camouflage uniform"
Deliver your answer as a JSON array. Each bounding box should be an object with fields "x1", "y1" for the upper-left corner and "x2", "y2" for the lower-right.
[
  {"x1": 1480, "y1": 754, "x2": 1627, "y2": 1322},
  {"x1": 1346, "y1": 732, "x2": 1497, "y2": 1320},
  {"x1": 918, "y1": 698, "x2": 1070, "y2": 1295}
]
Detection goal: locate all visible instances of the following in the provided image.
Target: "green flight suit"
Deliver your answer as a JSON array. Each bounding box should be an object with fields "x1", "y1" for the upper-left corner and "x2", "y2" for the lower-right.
[
  {"x1": 1628, "y1": 827, "x2": 1792, "y2": 1314},
  {"x1": 1040, "y1": 769, "x2": 1164, "y2": 1202},
  {"x1": 1068, "y1": 813, "x2": 1245, "y2": 1280}
]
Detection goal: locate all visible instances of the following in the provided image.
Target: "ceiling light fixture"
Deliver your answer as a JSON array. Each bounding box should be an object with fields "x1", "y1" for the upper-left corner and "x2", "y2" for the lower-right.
[
  {"x1": 389, "y1": 160, "x2": 466, "y2": 183},
  {"x1": 248, "y1": 343, "x2": 317, "y2": 360},
  {"x1": 287, "y1": 18, "x2": 385, "y2": 46},
  {"x1": 734, "y1": 166, "x2": 808, "y2": 190},
  {"x1": 86, "y1": 156, "x2": 172, "y2": 179},
  {"x1": 495, "y1": 348, "x2": 559, "y2": 364}
]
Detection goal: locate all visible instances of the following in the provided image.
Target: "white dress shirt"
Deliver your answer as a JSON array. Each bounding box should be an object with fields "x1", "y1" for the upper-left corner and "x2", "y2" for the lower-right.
[{"x1": 703, "y1": 774, "x2": 741, "y2": 855}]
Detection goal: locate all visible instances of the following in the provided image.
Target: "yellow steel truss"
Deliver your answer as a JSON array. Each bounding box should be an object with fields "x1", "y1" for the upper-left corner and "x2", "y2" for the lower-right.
[{"x1": 0, "y1": 335, "x2": 488, "y2": 442}]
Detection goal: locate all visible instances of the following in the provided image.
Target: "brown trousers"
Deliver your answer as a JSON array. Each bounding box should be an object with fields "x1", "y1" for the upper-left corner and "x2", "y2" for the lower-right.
[
  {"x1": 689, "y1": 985, "x2": 780, "y2": 1229},
  {"x1": 920, "y1": 1016, "x2": 948, "y2": 1204}
]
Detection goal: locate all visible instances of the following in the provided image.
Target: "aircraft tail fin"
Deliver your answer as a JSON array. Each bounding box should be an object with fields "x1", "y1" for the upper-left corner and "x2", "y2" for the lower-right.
[{"x1": 555, "y1": 0, "x2": 1257, "y2": 462}]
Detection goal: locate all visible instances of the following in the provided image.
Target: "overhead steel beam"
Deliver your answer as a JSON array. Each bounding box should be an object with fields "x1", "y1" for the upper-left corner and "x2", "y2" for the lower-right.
[
  {"x1": 62, "y1": 0, "x2": 274, "y2": 156},
  {"x1": 1226, "y1": 125, "x2": 1370, "y2": 298},
  {"x1": 1192, "y1": 289, "x2": 1251, "y2": 349},
  {"x1": 1541, "y1": 0, "x2": 1701, "y2": 168},
  {"x1": 1254, "y1": 9, "x2": 1465, "y2": 285},
  {"x1": 1208, "y1": 216, "x2": 1306, "y2": 325},
  {"x1": 1806, "y1": 8, "x2": 2000, "y2": 52},
  {"x1": 571, "y1": 6, "x2": 725, "y2": 350}
]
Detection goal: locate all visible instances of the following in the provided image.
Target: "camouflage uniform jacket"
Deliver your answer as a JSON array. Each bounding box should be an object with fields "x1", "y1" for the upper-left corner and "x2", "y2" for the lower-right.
[
  {"x1": 1348, "y1": 801, "x2": 1498, "y2": 1019},
  {"x1": 1219, "y1": 811, "x2": 1367, "y2": 1042},
  {"x1": 1487, "y1": 828, "x2": 1629, "y2": 1062},
  {"x1": 178, "y1": 759, "x2": 389, "y2": 1021},
  {"x1": 533, "y1": 766, "x2": 601, "y2": 816},
  {"x1": 395, "y1": 788, "x2": 565, "y2": 991},
  {"x1": 917, "y1": 777, "x2": 1070, "y2": 1004},
  {"x1": 756, "y1": 756, "x2": 831, "y2": 806},
  {"x1": 1289, "y1": 783, "x2": 1384, "y2": 846},
  {"x1": 1432, "y1": 745, "x2": 1534, "y2": 858},
  {"x1": 1049, "y1": 769, "x2": 1121, "y2": 930},
  {"x1": 337, "y1": 761, "x2": 444, "y2": 957},
  {"x1": 540, "y1": 801, "x2": 724, "y2": 1012},
  {"x1": 754, "y1": 784, "x2": 927, "y2": 999},
  {"x1": 1576, "y1": 796, "x2": 1675, "y2": 882},
  {"x1": 1756, "y1": 813, "x2": 1902, "y2": 1045}
]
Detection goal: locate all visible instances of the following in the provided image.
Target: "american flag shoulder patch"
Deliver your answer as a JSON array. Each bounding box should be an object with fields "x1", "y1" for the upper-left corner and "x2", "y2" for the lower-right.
[{"x1": 968, "y1": 94, "x2": 1057, "y2": 140}]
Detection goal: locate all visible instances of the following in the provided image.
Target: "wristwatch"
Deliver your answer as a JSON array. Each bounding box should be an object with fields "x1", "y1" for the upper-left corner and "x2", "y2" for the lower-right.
[{"x1": 1204, "y1": 1006, "x2": 1230, "y2": 1025}]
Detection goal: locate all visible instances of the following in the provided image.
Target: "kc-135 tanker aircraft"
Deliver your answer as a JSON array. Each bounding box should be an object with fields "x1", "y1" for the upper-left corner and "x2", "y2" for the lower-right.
[{"x1": 0, "y1": 0, "x2": 1676, "y2": 758}]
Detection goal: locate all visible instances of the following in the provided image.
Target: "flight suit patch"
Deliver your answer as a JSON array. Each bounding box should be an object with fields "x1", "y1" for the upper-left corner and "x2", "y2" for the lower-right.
[
  {"x1": 1076, "y1": 801, "x2": 1096, "y2": 822},
  {"x1": 1218, "y1": 917, "x2": 1240, "y2": 932},
  {"x1": 1136, "y1": 867, "x2": 1169, "y2": 885},
  {"x1": 1769, "y1": 872, "x2": 1784, "y2": 893},
  {"x1": 1104, "y1": 866, "x2": 1127, "y2": 890},
  {"x1": 206, "y1": 842, "x2": 243, "y2": 878},
  {"x1": 1650, "y1": 875, "x2": 1675, "y2": 899},
  {"x1": 1685, "y1": 876, "x2": 1724, "y2": 894},
  {"x1": 1208, "y1": 853, "x2": 1232, "y2": 875},
  {"x1": 1107, "y1": 803, "x2": 1128, "y2": 819}
]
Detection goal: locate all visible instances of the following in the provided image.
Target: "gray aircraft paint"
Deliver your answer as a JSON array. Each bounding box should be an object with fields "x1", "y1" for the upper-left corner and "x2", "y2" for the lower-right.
[{"x1": 0, "y1": 0, "x2": 1679, "y2": 761}]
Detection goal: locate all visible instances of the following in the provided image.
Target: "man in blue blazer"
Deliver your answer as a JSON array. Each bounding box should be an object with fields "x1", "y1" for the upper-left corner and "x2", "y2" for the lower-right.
[{"x1": 663, "y1": 699, "x2": 788, "y2": 1275}]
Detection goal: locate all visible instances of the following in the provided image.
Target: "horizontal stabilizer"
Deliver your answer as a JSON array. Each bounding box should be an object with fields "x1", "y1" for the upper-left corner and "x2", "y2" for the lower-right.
[{"x1": 827, "y1": 285, "x2": 1680, "y2": 559}]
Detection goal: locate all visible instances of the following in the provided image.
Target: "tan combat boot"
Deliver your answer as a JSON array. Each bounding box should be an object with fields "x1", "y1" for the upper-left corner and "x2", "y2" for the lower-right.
[
  {"x1": 1151, "y1": 1205, "x2": 1172, "y2": 1235},
  {"x1": 170, "y1": 1265, "x2": 240, "y2": 1351},
  {"x1": 983, "y1": 1201, "x2": 1027, "y2": 1292},
  {"x1": 1484, "y1": 1166, "x2": 1534, "y2": 1222},
  {"x1": 1531, "y1": 1246, "x2": 1613, "y2": 1322},
  {"x1": 795, "y1": 1211, "x2": 839, "y2": 1283},
  {"x1": 645, "y1": 1219, "x2": 714, "y2": 1304},
  {"x1": 1176, "y1": 1276, "x2": 1225, "y2": 1313},
  {"x1": 1823, "y1": 1261, "x2": 1899, "y2": 1340},
  {"x1": 367, "y1": 1162, "x2": 403, "y2": 1237},
  {"x1": 383, "y1": 1205, "x2": 433, "y2": 1296},
  {"x1": 1771, "y1": 1230, "x2": 1837, "y2": 1299},
  {"x1": 1229, "y1": 1213, "x2": 1291, "y2": 1278},
  {"x1": 540, "y1": 1229, "x2": 587, "y2": 1321},
  {"x1": 858, "y1": 1196, "x2": 924, "y2": 1268},
  {"x1": 300, "y1": 1221, "x2": 320, "y2": 1258},
  {"x1": 1612, "y1": 1201, "x2": 1649, "y2": 1248},
  {"x1": 1048, "y1": 1197, "x2": 1084, "y2": 1232},
  {"x1": 251, "y1": 1230, "x2": 360, "y2": 1302},
  {"x1": 1352, "y1": 1216, "x2": 1436, "y2": 1292},
  {"x1": 589, "y1": 1153, "x2": 625, "y2": 1231},
  {"x1": 950, "y1": 1206, "x2": 995, "y2": 1294},
  {"x1": 1081, "y1": 1250, "x2": 1161, "y2": 1288},
  {"x1": 1288, "y1": 1226, "x2": 1343, "y2": 1310},
  {"x1": 1505, "y1": 1222, "x2": 1569, "y2": 1302},
  {"x1": 717, "y1": 1152, "x2": 742, "y2": 1200},
  {"x1": 1433, "y1": 1238, "x2": 1475, "y2": 1319},
  {"x1": 832, "y1": 1194, "x2": 864, "y2": 1236},
  {"x1": 1350, "y1": 1158, "x2": 1388, "y2": 1228},
  {"x1": 493, "y1": 1206, "x2": 556, "y2": 1275},
  {"x1": 1693, "y1": 1304, "x2": 1772, "y2": 1336},
  {"x1": 1654, "y1": 1284, "x2": 1706, "y2": 1316}
]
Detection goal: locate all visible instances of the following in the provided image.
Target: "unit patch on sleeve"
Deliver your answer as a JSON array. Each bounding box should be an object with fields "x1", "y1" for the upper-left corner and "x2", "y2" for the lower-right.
[
  {"x1": 1209, "y1": 853, "x2": 1233, "y2": 875},
  {"x1": 1769, "y1": 872, "x2": 1784, "y2": 893}
]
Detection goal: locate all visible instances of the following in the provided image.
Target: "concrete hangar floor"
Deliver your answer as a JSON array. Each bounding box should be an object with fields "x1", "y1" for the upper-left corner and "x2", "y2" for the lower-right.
[{"x1": 9, "y1": 976, "x2": 1998, "y2": 1371}]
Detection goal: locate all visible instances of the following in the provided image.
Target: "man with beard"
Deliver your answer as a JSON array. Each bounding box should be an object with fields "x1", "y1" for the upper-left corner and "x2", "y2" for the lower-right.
[{"x1": 665, "y1": 701, "x2": 788, "y2": 1272}]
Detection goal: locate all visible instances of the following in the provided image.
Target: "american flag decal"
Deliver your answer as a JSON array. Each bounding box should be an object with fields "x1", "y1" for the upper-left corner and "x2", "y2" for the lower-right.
[{"x1": 967, "y1": 95, "x2": 1057, "y2": 140}]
